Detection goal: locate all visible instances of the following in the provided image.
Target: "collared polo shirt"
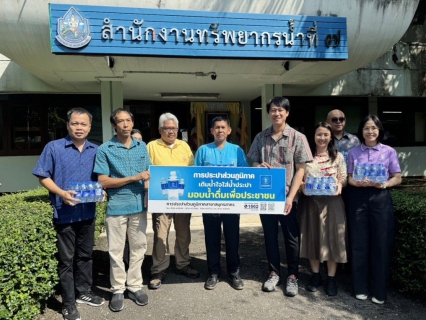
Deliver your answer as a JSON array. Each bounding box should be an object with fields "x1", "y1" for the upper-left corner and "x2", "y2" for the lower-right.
[
  {"x1": 194, "y1": 142, "x2": 248, "y2": 167},
  {"x1": 334, "y1": 131, "x2": 360, "y2": 162},
  {"x1": 32, "y1": 136, "x2": 98, "y2": 224},
  {"x1": 147, "y1": 139, "x2": 194, "y2": 166},
  {"x1": 94, "y1": 136, "x2": 151, "y2": 216},
  {"x1": 347, "y1": 143, "x2": 401, "y2": 177},
  {"x1": 247, "y1": 124, "x2": 313, "y2": 194}
]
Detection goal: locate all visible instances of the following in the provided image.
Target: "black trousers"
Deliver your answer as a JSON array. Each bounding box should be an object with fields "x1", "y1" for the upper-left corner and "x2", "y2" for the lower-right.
[
  {"x1": 347, "y1": 186, "x2": 394, "y2": 301},
  {"x1": 260, "y1": 202, "x2": 300, "y2": 277},
  {"x1": 55, "y1": 218, "x2": 95, "y2": 307},
  {"x1": 202, "y1": 214, "x2": 240, "y2": 276}
]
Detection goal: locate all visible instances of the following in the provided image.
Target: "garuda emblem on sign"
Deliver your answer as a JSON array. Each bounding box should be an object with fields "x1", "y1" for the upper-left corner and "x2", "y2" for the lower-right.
[{"x1": 56, "y1": 7, "x2": 91, "y2": 49}]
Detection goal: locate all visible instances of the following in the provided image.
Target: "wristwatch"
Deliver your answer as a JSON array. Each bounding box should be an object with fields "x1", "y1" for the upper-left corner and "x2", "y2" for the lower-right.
[{"x1": 381, "y1": 183, "x2": 387, "y2": 189}]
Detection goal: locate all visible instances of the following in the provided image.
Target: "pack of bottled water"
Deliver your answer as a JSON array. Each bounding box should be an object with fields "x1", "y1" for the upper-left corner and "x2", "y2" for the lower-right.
[
  {"x1": 353, "y1": 163, "x2": 387, "y2": 183},
  {"x1": 68, "y1": 181, "x2": 103, "y2": 204},
  {"x1": 305, "y1": 176, "x2": 337, "y2": 196}
]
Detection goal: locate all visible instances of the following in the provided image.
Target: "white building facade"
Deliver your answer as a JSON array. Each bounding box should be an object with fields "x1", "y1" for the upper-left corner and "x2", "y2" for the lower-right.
[{"x1": 0, "y1": 0, "x2": 423, "y2": 192}]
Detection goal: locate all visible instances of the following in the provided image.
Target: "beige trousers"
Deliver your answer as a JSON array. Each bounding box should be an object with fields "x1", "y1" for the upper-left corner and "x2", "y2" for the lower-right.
[
  {"x1": 106, "y1": 212, "x2": 147, "y2": 294},
  {"x1": 151, "y1": 213, "x2": 192, "y2": 273}
]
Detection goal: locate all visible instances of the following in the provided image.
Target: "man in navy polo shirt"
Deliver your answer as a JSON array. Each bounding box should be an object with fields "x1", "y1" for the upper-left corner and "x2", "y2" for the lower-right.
[
  {"x1": 94, "y1": 108, "x2": 151, "y2": 312},
  {"x1": 33, "y1": 107, "x2": 104, "y2": 320}
]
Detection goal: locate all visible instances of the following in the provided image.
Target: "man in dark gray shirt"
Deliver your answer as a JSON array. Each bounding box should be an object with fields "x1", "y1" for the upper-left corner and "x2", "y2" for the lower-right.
[
  {"x1": 326, "y1": 109, "x2": 360, "y2": 161},
  {"x1": 326, "y1": 109, "x2": 360, "y2": 271}
]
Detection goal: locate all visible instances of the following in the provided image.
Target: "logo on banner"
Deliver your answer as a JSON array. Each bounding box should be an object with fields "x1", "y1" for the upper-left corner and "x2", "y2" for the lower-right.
[
  {"x1": 56, "y1": 7, "x2": 91, "y2": 48},
  {"x1": 260, "y1": 175, "x2": 272, "y2": 189}
]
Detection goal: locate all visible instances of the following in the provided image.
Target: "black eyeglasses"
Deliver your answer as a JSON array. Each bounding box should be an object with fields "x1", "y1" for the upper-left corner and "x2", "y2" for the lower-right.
[{"x1": 331, "y1": 117, "x2": 345, "y2": 123}]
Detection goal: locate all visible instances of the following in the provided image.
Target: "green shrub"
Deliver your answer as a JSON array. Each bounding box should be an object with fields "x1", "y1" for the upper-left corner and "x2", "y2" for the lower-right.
[
  {"x1": 391, "y1": 188, "x2": 426, "y2": 295},
  {"x1": 0, "y1": 188, "x2": 106, "y2": 319}
]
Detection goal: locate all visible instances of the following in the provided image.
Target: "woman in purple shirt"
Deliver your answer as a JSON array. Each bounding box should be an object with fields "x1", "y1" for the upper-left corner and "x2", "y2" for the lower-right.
[{"x1": 347, "y1": 115, "x2": 401, "y2": 305}]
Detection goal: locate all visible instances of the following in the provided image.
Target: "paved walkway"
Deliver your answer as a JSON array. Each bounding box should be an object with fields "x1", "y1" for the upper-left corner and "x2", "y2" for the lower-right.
[{"x1": 39, "y1": 217, "x2": 425, "y2": 320}]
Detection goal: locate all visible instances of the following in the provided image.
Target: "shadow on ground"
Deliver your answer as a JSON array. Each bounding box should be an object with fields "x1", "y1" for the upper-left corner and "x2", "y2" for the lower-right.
[{"x1": 40, "y1": 226, "x2": 426, "y2": 320}]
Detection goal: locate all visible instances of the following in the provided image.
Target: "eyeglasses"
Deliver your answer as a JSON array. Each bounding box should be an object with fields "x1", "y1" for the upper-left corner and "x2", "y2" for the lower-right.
[
  {"x1": 331, "y1": 117, "x2": 345, "y2": 123},
  {"x1": 363, "y1": 126, "x2": 379, "y2": 132},
  {"x1": 162, "y1": 127, "x2": 179, "y2": 132},
  {"x1": 69, "y1": 122, "x2": 89, "y2": 127},
  {"x1": 269, "y1": 108, "x2": 286, "y2": 114}
]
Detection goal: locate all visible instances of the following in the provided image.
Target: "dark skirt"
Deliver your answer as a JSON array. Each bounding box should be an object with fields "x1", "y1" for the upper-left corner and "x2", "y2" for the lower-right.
[{"x1": 298, "y1": 193, "x2": 347, "y2": 263}]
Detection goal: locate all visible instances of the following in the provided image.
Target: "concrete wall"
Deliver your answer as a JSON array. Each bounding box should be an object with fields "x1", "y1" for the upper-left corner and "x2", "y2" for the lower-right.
[
  {"x1": 0, "y1": 156, "x2": 40, "y2": 192},
  {"x1": 0, "y1": 54, "x2": 58, "y2": 93},
  {"x1": 396, "y1": 147, "x2": 426, "y2": 177}
]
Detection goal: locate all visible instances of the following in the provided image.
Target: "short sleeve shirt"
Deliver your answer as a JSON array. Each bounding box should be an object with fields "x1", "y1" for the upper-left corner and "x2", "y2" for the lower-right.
[
  {"x1": 334, "y1": 131, "x2": 360, "y2": 153},
  {"x1": 32, "y1": 136, "x2": 98, "y2": 224},
  {"x1": 147, "y1": 139, "x2": 194, "y2": 166},
  {"x1": 305, "y1": 152, "x2": 347, "y2": 184},
  {"x1": 94, "y1": 136, "x2": 152, "y2": 216},
  {"x1": 347, "y1": 143, "x2": 401, "y2": 175},
  {"x1": 194, "y1": 142, "x2": 248, "y2": 167},
  {"x1": 247, "y1": 125, "x2": 313, "y2": 193}
]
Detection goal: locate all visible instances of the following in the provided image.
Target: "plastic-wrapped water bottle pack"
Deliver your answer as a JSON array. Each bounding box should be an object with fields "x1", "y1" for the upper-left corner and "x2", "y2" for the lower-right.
[{"x1": 68, "y1": 182, "x2": 103, "y2": 204}]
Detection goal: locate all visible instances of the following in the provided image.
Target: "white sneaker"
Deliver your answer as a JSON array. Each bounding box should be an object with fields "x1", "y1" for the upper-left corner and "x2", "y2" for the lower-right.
[
  {"x1": 262, "y1": 271, "x2": 280, "y2": 292},
  {"x1": 372, "y1": 297, "x2": 384, "y2": 304},
  {"x1": 356, "y1": 294, "x2": 368, "y2": 300}
]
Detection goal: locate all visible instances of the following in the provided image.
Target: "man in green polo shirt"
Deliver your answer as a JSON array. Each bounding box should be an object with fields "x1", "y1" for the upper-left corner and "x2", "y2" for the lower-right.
[{"x1": 94, "y1": 108, "x2": 151, "y2": 312}]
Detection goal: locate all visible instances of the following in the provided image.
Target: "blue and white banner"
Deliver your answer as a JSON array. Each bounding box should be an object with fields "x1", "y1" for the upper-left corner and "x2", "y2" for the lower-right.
[
  {"x1": 49, "y1": 4, "x2": 348, "y2": 60},
  {"x1": 148, "y1": 166, "x2": 286, "y2": 214}
]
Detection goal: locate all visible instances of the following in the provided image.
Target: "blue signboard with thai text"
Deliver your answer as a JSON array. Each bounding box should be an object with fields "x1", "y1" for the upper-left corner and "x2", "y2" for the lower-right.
[
  {"x1": 148, "y1": 166, "x2": 286, "y2": 214},
  {"x1": 49, "y1": 4, "x2": 348, "y2": 60}
]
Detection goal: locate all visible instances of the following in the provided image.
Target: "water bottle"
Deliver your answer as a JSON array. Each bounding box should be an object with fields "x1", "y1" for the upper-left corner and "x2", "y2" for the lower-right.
[
  {"x1": 369, "y1": 164, "x2": 378, "y2": 182},
  {"x1": 161, "y1": 178, "x2": 168, "y2": 196},
  {"x1": 328, "y1": 176, "x2": 336, "y2": 195},
  {"x1": 67, "y1": 183, "x2": 76, "y2": 204},
  {"x1": 342, "y1": 151, "x2": 348, "y2": 163},
  {"x1": 305, "y1": 176, "x2": 313, "y2": 196},
  {"x1": 318, "y1": 177, "x2": 326, "y2": 196},
  {"x1": 95, "y1": 182, "x2": 103, "y2": 202},
  {"x1": 362, "y1": 163, "x2": 370, "y2": 181},
  {"x1": 312, "y1": 177, "x2": 320, "y2": 196},
  {"x1": 167, "y1": 171, "x2": 179, "y2": 200},
  {"x1": 87, "y1": 182, "x2": 95, "y2": 203},
  {"x1": 80, "y1": 182, "x2": 89, "y2": 203},
  {"x1": 377, "y1": 164, "x2": 387, "y2": 183},
  {"x1": 74, "y1": 182, "x2": 82, "y2": 204},
  {"x1": 178, "y1": 178, "x2": 185, "y2": 196},
  {"x1": 354, "y1": 163, "x2": 364, "y2": 182}
]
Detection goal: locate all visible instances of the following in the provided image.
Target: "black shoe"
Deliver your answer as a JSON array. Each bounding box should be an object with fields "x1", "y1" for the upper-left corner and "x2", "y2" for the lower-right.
[
  {"x1": 149, "y1": 272, "x2": 166, "y2": 289},
  {"x1": 325, "y1": 276, "x2": 338, "y2": 296},
  {"x1": 109, "y1": 293, "x2": 124, "y2": 312},
  {"x1": 175, "y1": 265, "x2": 200, "y2": 279},
  {"x1": 62, "y1": 304, "x2": 81, "y2": 320},
  {"x1": 128, "y1": 289, "x2": 149, "y2": 306},
  {"x1": 76, "y1": 290, "x2": 104, "y2": 306},
  {"x1": 204, "y1": 274, "x2": 219, "y2": 290},
  {"x1": 229, "y1": 272, "x2": 244, "y2": 290},
  {"x1": 307, "y1": 273, "x2": 322, "y2": 292}
]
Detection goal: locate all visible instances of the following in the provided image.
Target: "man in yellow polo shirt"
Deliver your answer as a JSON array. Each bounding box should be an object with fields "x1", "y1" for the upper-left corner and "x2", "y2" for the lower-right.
[{"x1": 147, "y1": 112, "x2": 200, "y2": 289}]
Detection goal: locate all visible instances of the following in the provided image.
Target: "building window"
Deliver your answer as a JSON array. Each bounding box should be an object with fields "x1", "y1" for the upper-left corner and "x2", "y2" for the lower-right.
[
  {"x1": 0, "y1": 94, "x2": 102, "y2": 156},
  {"x1": 378, "y1": 97, "x2": 426, "y2": 147}
]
